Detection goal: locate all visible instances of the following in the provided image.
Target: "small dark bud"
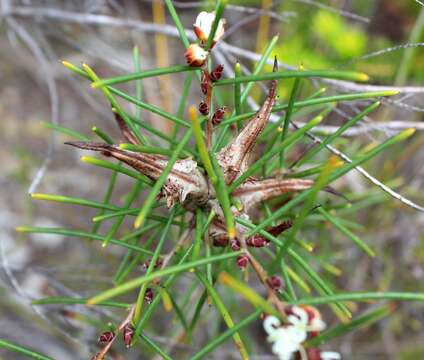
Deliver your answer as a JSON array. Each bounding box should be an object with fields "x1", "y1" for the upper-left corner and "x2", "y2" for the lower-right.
[
  {"x1": 246, "y1": 235, "x2": 269, "y2": 248},
  {"x1": 122, "y1": 324, "x2": 135, "y2": 348},
  {"x1": 268, "y1": 220, "x2": 293, "y2": 236},
  {"x1": 142, "y1": 258, "x2": 163, "y2": 270},
  {"x1": 98, "y1": 331, "x2": 115, "y2": 344},
  {"x1": 230, "y1": 239, "x2": 241, "y2": 251},
  {"x1": 236, "y1": 254, "x2": 249, "y2": 269},
  {"x1": 198, "y1": 101, "x2": 209, "y2": 115},
  {"x1": 145, "y1": 288, "x2": 154, "y2": 304},
  {"x1": 201, "y1": 73, "x2": 208, "y2": 95},
  {"x1": 267, "y1": 275, "x2": 283, "y2": 290},
  {"x1": 212, "y1": 107, "x2": 226, "y2": 126},
  {"x1": 210, "y1": 64, "x2": 224, "y2": 82},
  {"x1": 212, "y1": 234, "x2": 229, "y2": 247}
]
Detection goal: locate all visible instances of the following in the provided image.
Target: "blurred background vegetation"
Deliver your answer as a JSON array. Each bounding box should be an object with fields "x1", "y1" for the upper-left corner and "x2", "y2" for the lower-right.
[{"x1": 0, "y1": 0, "x2": 423, "y2": 359}]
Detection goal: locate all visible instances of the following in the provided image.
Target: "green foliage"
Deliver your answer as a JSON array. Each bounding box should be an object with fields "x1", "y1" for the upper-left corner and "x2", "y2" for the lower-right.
[{"x1": 14, "y1": 3, "x2": 424, "y2": 360}]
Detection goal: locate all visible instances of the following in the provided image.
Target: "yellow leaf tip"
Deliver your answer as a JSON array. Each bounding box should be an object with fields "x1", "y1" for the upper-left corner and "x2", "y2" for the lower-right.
[
  {"x1": 134, "y1": 218, "x2": 143, "y2": 229},
  {"x1": 358, "y1": 73, "x2": 369, "y2": 82},
  {"x1": 228, "y1": 228, "x2": 236, "y2": 240}
]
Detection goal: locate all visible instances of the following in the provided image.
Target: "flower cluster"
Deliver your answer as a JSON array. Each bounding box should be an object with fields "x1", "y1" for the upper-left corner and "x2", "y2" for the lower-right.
[
  {"x1": 263, "y1": 306, "x2": 340, "y2": 360},
  {"x1": 184, "y1": 11, "x2": 225, "y2": 67}
]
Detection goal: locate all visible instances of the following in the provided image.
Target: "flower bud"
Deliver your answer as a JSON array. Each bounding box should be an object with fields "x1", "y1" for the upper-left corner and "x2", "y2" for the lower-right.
[
  {"x1": 212, "y1": 234, "x2": 229, "y2": 247},
  {"x1": 210, "y1": 64, "x2": 224, "y2": 82},
  {"x1": 145, "y1": 288, "x2": 154, "y2": 304},
  {"x1": 198, "y1": 101, "x2": 209, "y2": 115},
  {"x1": 98, "y1": 331, "x2": 115, "y2": 344},
  {"x1": 230, "y1": 239, "x2": 241, "y2": 251},
  {"x1": 185, "y1": 44, "x2": 208, "y2": 67},
  {"x1": 142, "y1": 258, "x2": 163, "y2": 270},
  {"x1": 267, "y1": 275, "x2": 283, "y2": 290},
  {"x1": 236, "y1": 254, "x2": 249, "y2": 269},
  {"x1": 122, "y1": 324, "x2": 135, "y2": 348},
  {"x1": 201, "y1": 73, "x2": 209, "y2": 95},
  {"x1": 212, "y1": 107, "x2": 226, "y2": 126},
  {"x1": 246, "y1": 235, "x2": 269, "y2": 248}
]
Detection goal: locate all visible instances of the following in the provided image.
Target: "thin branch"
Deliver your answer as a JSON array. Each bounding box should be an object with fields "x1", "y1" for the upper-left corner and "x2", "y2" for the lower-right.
[{"x1": 291, "y1": 121, "x2": 424, "y2": 212}]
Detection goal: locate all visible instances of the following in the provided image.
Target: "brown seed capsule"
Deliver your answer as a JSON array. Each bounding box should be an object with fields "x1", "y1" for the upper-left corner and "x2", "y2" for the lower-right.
[
  {"x1": 198, "y1": 101, "x2": 209, "y2": 115},
  {"x1": 210, "y1": 64, "x2": 224, "y2": 82},
  {"x1": 98, "y1": 331, "x2": 115, "y2": 344},
  {"x1": 145, "y1": 288, "x2": 154, "y2": 304},
  {"x1": 236, "y1": 254, "x2": 249, "y2": 269},
  {"x1": 212, "y1": 107, "x2": 226, "y2": 126},
  {"x1": 267, "y1": 275, "x2": 283, "y2": 290},
  {"x1": 122, "y1": 324, "x2": 135, "y2": 348}
]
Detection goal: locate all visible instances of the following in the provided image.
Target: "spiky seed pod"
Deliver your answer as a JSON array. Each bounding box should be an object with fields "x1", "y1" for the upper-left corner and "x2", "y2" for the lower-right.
[
  {"x1": 210, "y1": 64, "x2": 224, "y2": 82},
  {"x1": 198, "y1": 101, "x2": 209, "y2": 115},
  {"x1": 211, "y1": 107, "x2": 226, "y2": 126},
  {"x1": 98, "y1": 331, "x2": 115, "y2": 344}
]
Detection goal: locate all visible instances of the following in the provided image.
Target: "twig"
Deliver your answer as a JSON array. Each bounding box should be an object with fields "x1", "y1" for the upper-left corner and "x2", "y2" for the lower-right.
[{"x1": 290, "y1": 121, "x2": 424, "y2": 212}]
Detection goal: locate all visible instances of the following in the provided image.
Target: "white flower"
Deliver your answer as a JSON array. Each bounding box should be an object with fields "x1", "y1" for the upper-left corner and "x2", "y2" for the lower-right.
[
  {"x1": 263, "y1": 306, "x2": 327, "y2": 360},
  {"x1": 184, "y1": 44, "x2": 208, "y2": 67},
  {"x1": 193, "y1": 11, "x2": 225, "y2": 44},
  {"x1": 321, "y1": 351, "x2": 342, "y2": 360}
]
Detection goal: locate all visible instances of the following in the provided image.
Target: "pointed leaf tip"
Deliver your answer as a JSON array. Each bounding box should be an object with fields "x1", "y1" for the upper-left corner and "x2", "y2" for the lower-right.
[
  {"x1": 272, "y1": 56, "x2": 278, "y2": 72},
  {"x1": 357, "y1": 73, "x2": 369, "y2": 82},
  {"x1": 15, "y1": 226, "x2": 26, "y2": 233}
]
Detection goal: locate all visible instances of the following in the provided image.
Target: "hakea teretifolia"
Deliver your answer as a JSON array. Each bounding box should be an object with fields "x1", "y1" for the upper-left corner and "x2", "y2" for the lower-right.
[
  {"x1": 66, "y1": 61, "x2": 312, "y2": 252},
  {"x1": 69, "y1": 11, "x2": 339, "y2": 359}
]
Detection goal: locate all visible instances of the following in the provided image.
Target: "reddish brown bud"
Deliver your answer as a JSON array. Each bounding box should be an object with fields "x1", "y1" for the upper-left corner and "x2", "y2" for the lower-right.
[
  {"x1": 122, "y1": 324, "x2": 135, "y2": 348},
  {"x1": 210, "y1": 64, "x2": 224, "y2": 82},
  {"x1": 212, "y1": 234, "x2": 229, "y2": 247},
  {"x1": 201, "y1": 73, "x2": 208, "y2": 95},
  {"x1": 268, "y1": 220, "x2": 293, "y2": 236},
  {"x1": 267, "y1": 275, "x2": 283, "y2": 290},
  {"x1": 145, "y1": 288, "x2": 154, "y2": 304},
  {"x1": 212, "y1": 107, "x2": 226, "y2": 126},
  {"x1": 198, "y1": 101, "x2": 209, "y2": 115},
  {"x1": 246, "y1": 235, "x2": 269, "y2": 248},
  {"x1": 98, "y1": 331, "x2": 115, "y2": 344},
  {"x1": 236, "y1": 254, "x2": 249, "y2": 269},
  {"x1": 142, "y1": 258, "x2": 163, "y2": 270},
  {"x1": 230, "y1": 239, "x2": 241, "y2": 251}
]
